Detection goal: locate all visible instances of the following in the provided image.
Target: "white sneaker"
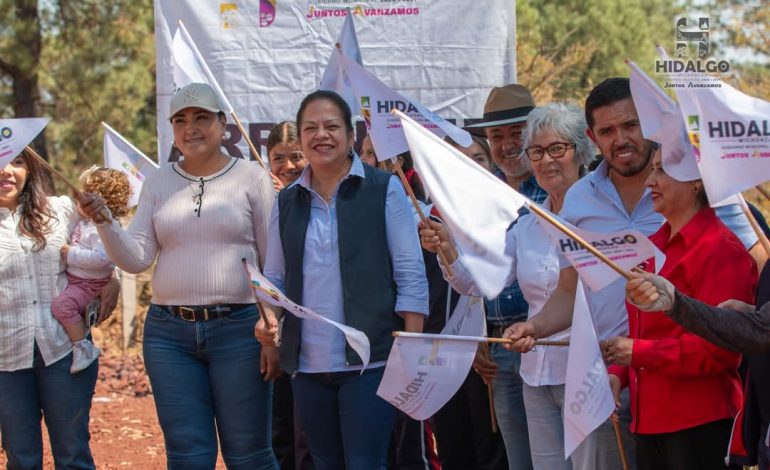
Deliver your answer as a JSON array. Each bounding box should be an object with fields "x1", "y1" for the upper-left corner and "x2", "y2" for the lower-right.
[{"x1": 70, "y1": 340, "x2": 101, "y2": 374}]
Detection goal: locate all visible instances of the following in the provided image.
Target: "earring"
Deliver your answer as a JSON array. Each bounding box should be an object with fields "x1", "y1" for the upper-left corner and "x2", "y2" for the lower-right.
[{"x1": 691, "y1": 184, "x2": 699, "y2": 194}]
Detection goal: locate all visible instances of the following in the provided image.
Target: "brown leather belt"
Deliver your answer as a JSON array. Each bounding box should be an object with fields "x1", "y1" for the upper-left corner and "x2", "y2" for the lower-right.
[{"x1": 161, "y1": 304, "x2": 250, "y2": 322}]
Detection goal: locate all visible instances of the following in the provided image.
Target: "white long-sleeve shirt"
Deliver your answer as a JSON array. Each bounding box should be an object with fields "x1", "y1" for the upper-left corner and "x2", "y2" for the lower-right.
[
  {"x1": 96, "y1": 158, "x2": 275, "y2": 305},
  {"x1": 66, "y1": 220, "x2": 114, "y2": 279},
  {"x1": 0, "y1": 196, "x2": 80, "y2": 371},
  {"x1": 443, "y1": 198, "x2": 570, "y2": 386}
]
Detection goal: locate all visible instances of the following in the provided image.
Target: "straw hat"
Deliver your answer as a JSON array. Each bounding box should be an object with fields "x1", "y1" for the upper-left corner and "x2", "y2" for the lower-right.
[{"x1": 465, "y1": 84, "x2": 535, "y2": 136}]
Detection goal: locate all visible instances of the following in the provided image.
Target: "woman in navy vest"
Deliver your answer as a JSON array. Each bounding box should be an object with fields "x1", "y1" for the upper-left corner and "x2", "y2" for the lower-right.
[{"x1": 257, "y1": 90, "x2": 429, "y2": 470}]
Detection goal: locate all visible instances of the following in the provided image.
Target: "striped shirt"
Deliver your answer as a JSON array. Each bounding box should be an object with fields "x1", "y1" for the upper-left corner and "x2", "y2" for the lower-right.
[
  {"x1": 96, "y1": 157, "x2": 275, "y2": 305},
  {"x1": 0, "y1": 196, "x2": 80, "y2": 371}
]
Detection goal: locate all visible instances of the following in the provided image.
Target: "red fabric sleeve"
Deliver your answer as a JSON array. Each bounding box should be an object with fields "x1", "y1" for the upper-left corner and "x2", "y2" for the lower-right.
[
  {"x1": 608, "y1": 364, "x2": 629, "y2": 389},
  {"x1": 630, "y1": 240, "x2": 756, "y2": 376}
]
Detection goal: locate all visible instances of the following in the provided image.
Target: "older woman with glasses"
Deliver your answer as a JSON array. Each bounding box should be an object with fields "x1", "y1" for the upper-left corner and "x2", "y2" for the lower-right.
[{"x1": 421, "y1": 102, "x2": 597, "y2": 469}]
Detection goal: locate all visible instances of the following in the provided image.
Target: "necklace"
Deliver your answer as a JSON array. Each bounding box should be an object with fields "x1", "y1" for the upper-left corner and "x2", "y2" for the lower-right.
[
  {"x1": 173, "y1": 159, "x2": 237, "y2": 217},
  {"x1": 312, "y1": 158, "x2": 353, "y2": 203}
]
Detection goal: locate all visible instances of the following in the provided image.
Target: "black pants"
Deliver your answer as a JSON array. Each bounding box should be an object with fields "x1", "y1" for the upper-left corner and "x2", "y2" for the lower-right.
[
  {"x1": 273, "y1": 372, "x2": 314, "y2": 470},
  {"x1": 636, "y1": 418, "x2": 740, "y2": 470},
  {"x1": 430, "y1": 370, "x2": 508, "y2": 470}
]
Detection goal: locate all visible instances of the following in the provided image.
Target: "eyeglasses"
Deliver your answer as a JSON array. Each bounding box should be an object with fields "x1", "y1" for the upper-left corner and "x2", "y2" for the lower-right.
[
  {"x1": 524, "y1": 142, "x2": 576, "y2": 161},
  {"x1": 271, "y1": 151, "x2": 305, "y2": 166}
]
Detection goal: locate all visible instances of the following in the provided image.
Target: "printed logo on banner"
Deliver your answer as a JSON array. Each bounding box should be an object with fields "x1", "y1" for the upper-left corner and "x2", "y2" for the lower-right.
[
  {"x1": 121, "y1": 160, "x2": 147, "y2": 181},
  {"x1": 686, "y1": 115, "x2": 702, "y2": 162},
  {"x1": 260, "y1": 0, "x2": 277, "y2": 27},
  {"x1": 220, "y1": 3, "x2": 238, "y2": 29},
  {"x1": 656, "y1": 15, "x2": 730, "y2": 88},
  {"x1": 360, "y1": 96, "x2": 372, "y2": 129},
  {"x1": 417, "y1": 341, "x2": 446, "y2": 366},
  {"x1": 0, "y1": 126, "x2": 14, "y2": 158}
]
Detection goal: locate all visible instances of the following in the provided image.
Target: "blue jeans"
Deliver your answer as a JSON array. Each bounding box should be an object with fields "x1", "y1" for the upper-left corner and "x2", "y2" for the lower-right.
[
  {"x1": 0, "y1": 344, "x2": 98, "y2": 470},
  {"x1": 143, "y1": 304, "x2": 278, "y2": 470},
  {"x1": 292, "y1": 367, "x2": 395, "y2": 470},
  {"x1": 490, "y1": 343, "x2": 533, "y2": 470},
  {"x1": 524, "y1": 383, "x2": 625, "y2": 470}
]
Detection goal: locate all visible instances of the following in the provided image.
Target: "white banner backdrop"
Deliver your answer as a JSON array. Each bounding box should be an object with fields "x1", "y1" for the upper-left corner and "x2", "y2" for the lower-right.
[{"x1": 154, "y1": 0, "x2": 516, "y2": 164}]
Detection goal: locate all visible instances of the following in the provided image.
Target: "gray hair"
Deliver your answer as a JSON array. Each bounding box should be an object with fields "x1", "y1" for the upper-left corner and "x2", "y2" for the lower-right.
[{"x1": 519, "y1": 102, "x2": 594, "y2": 173}]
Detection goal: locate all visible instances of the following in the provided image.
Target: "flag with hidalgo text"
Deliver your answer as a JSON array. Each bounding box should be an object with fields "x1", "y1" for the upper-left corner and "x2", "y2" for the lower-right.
[
  {"x1": 659, "y1": 46, "x2": 770, "y2": 204},
  {"x1": 563, "y1": 280, "x2": 616, "y2": 457},
  {"x1": 339, "y1": 50, "x2": 472, "y2": 161},
  {"x1": 377, "y1": 295, "x2": 485, "y2": 420}
]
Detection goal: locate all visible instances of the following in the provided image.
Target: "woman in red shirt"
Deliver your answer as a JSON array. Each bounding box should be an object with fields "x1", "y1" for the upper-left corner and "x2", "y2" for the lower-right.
[{"x1": 602, "y1": 148, "x2": 757, "y2": 470}]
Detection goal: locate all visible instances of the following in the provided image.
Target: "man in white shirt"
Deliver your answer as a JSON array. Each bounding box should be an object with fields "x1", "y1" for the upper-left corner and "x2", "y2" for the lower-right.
[{"x1": 504, "y1": 77, "x2": 760, "y2": 470}]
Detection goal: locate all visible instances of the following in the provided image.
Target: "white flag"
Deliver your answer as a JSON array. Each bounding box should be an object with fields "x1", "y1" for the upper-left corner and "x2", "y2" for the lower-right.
[
  {"x1": 628, "y1": 60, "x2": 700, "y2": 181},
  {"x1": 441, "y1": 295, "x2": 485, "y2": 337},
  {"x1": 563, "y1": 280, "x2": 615, "y2": 458},
  {"x1": 171, "y1": 20, "x2": 234, "y2": 114},
  {"x1": 397, "y1": 110, "x2": 528, "y2": 298},
  {"x1": 319, "y1": 10, "x2": 362, "y2": 116},
  {"x1": 244, "y1": 262, "x2": 370, "y2": 368},
  {"x1": 338, "y1": 50, "x2": 472, "y2": 161},
  {"x1": 377, "y1": 296, "x2": 484, "y2": 420},
  {"x1": 659, "y1": 47, "x2": 770, "y2": 204},
  {"x1": 535, "y1": 213, "x2": 657, "y2": 292},
  {"x1": 0, "y1": 118, "x2": 50, "y2": 168},
  {"x1": 102, "y1": 123, "x2": 159, "y2": 208}
]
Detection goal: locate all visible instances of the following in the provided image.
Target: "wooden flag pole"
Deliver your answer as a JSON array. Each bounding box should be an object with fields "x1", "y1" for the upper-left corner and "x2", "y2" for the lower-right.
[
  {"x1": 526, "y1": 203, "x2": 633, "y2": 281},
  {"x1": 231, "y1": 112, "x2": 266, "y2": 168},
  {"x1": 393, "y1": 163, "x2": 454, "y2": 277},
  {"x1": 25, "y1": 146, "x2": 80, "y2": 194},
  {"x1": 241, "y1": 258, "x2": 271, "y2": 325},
  {"x1": 480, "y1": 342, "x2": 498, "y2": 433},
  {"x1": 392, "y1": 331, "x2": 568, "y2": 347},
  {"x1": 611, "y1": 417, "x2": 631, "y2": 470},
  {"x1": 25, "y1": 146, "x2": 112, "y2": 222}
]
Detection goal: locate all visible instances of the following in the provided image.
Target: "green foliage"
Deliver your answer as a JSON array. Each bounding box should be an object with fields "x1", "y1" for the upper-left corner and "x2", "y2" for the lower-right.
[
  {"x1": 0, "y1": 0, "x2": 156, "y2": 186},
  {"x1": 516, "y1": 0, "x2": 685, "y2": 103}
]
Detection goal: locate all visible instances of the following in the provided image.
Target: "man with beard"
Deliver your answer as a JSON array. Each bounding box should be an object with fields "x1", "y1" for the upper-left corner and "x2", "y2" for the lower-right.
[{"x1": 502, "y1": 77, "x2": 759, "y2": 470}]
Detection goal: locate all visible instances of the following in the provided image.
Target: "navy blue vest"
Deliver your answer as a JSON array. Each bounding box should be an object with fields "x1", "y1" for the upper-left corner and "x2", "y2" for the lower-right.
[{"x1": 277, "y1": 163, "x2": 400, "y2": 373}]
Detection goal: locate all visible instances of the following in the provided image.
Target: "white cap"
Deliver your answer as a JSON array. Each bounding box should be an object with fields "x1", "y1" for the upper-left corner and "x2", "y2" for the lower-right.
[{"x1": 169, "y1": 83, "x2": 224, "y2": 118}]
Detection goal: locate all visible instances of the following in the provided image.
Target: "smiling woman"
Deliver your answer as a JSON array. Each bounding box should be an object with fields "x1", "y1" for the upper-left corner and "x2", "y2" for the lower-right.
[
  {"x1": 77, "y1": 82, "x2": 279, "y2": 469},
  {"x1": 604, "y1": 146, "x2": 758, "y2": 470},
  {"x1": 0, "y1": 149, "x2": 122, "y2": 469},
  {"x1": 267, "y1": 121, "x2": 306, "y2": 190},
  {"x1": 256, "y1": 90, "x2": 429, "y2": 470}
]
